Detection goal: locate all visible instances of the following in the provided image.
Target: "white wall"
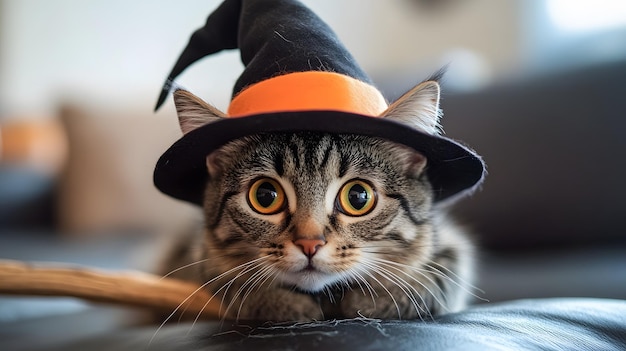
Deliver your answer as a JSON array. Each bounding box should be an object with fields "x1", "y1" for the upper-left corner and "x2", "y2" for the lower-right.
[{"x1": 0, "y1": 0, "x2": 233, "y2": 117}]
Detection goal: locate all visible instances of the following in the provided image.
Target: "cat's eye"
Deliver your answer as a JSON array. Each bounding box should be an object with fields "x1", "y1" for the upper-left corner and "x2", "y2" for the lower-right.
[
  {"x1": 247, "y1": 178, "x2": 286, "y2": 215},
  {"x1": 336, "y1": 180, "x2": 377, "y2": 216}
]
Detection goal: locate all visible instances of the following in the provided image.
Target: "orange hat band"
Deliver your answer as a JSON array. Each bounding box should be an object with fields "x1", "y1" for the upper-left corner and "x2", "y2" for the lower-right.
[{"x1": 227, "y1": 71, "x2": 388, "y2": 117}]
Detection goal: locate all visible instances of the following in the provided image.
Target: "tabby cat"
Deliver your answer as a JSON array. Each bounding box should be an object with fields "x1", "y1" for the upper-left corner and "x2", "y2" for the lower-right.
[{"x1": 161, "y1": 79, "x2": 475, "y2": 322}]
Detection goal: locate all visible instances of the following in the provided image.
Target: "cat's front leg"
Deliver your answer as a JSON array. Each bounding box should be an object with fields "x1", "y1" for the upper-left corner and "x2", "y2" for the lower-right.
[
  {"x1": 339, "y1": 272, "x2": 445, "y2": 320},
  {"x1": 222, "y1": 285, "x2": 323, "y2": 322}
]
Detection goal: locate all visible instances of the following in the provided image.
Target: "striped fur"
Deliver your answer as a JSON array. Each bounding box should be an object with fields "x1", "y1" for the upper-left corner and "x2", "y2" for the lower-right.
[{"x1": 162, "y1": 132, "x2": 475, "y2": 322}]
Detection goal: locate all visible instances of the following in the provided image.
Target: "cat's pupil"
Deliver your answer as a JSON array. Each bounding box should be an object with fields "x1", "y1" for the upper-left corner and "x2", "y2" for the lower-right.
[
  {"x1": 256, "y1": 182, "x2": 278, "y2": 208},
  {"x1": 348, "y1": 184, "x2": 369, "y2": 210}
]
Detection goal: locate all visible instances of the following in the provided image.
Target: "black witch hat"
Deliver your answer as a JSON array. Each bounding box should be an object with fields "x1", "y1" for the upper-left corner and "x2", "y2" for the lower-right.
[{"x1": 154, "y1": 0, "x2": 485, "y2": 205}]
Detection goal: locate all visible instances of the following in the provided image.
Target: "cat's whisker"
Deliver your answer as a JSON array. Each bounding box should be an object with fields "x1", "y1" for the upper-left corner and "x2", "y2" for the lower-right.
[
  {"x1": 160, "y1": 258, "x2": 213, "y2": 280},
  {"x1": 354, "y1": 245, "x2": 404, "y2": 250},
  {"x1": 349, "y1": 268, "x2": 378, "y2": 307},
  {"x1": 232, "y1": 265, "x2": 270, "y2": 320},
  {"x1": 252, "y1": 262, "x2": 278, "y2": 290},
  {"x1": 150, "y1": 259, "x2": 249, "y2": 346},
  {"x1": 236, "y1": 263, "x2": 278, "y2": 321},
  {"x1": 174, "y1": 257, "x2": 270, "y2": 336},
  {"x1": 377, "y1": 256, "x2": 484, "y2": 302},
  {"x1": 370, "y1": 258, "x2": 449, "y2": 304},
  {"x1": 370, "y1": 267, "x2": 428, "y2": 319},
  {"x1": 427, "y1": 261, "x2": 485, "y2": 294},
  {"x1": 369, "y1": 258, "x2": 447, "y2": 316},
  {"x1": 361, "y1": 259, "x2": 428, "y2": 320},
  {"x1": 354, "y1": 268, "x2": 379, "y2": 311},
  {"x1": 161, "y1": 251, "x2": 254, "y2": 280},
  {"x1": 358, "y1": 261, "x2": 404, "y2": 319},
  {"x1": 336, "y1": 275, "x2": 351, "y2": 293},
  {"x1": 368, "y1": 266, "x2": 424, "y2": 319},
  {"x1": 324, "y1": 285, "x2": 336, "y2": 304},
  {"x1": 215, "y1": 259, "x2": 270, "y2": 318},
  {"x1": 265, "y1": 266, "x2": 282, "y2": 289},
  {"x1": 188, "y1": 261, "x2": 266, "y2": 334},
  {"x1": 228, "y1": 262, "x2": 274, "y2": 318},
  {"x1": 339, "y1": 270, "x2": 365, "y2": 297},
  {"x1": 367, "y1": 254, "x2": 485, "y2": 303},
  {"x1": 213, "y1": 259, "x2": 275, "y2": 328},
  {"x1": 351, "y1": 275, "x2": 366, "y2": 296},
  {"x1": 353, "y1": 271, "x2": 378, "y2": 308},
  {"x1": 357, "y1": 241, "x2": 472, "y2": 252},
  {"x1": 424, "y1": 262, "x2": 487, "y2": 302}
]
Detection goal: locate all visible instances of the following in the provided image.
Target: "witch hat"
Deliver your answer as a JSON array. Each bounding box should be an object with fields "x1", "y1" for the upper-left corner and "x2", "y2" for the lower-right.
[{"x1": 154, "y1": 0, "x2": 485, "y2": 205}]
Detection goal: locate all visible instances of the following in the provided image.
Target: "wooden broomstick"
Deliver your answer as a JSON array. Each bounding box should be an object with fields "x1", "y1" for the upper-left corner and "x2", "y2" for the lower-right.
[{"x1": 0, "y1": 259, "x2": 222, "y2": 320}]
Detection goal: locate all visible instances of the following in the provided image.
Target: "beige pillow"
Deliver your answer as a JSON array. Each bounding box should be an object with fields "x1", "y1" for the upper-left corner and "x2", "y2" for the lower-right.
[{"x1": 57, "y1": 102, "x2": 199, "y2": 236}]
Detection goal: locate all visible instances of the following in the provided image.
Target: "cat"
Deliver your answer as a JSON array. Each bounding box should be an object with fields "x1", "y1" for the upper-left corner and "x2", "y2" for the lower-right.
[{"x1": 159, "y1": 79, "x2": 476, "y2": 322}]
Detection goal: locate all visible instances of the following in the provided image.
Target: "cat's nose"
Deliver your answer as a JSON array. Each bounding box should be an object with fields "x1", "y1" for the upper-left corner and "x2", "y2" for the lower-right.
[{"x1": 293, "y1": 238, "x2": 326, "y2": 258}]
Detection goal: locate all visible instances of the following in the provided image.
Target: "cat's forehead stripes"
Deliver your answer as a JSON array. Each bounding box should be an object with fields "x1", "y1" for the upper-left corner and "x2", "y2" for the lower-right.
[
  {"x1": 273, "y1": 134, "x2": 342, "y2": 177},
  {"x1": 229, "y1": 133, "x2": 408, "y2": 186}
]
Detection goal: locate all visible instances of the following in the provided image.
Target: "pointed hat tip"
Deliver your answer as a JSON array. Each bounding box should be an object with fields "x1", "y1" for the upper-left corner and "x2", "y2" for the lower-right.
[{"x1": 154, "y1": 78, "x2": 175, "y2": 111}]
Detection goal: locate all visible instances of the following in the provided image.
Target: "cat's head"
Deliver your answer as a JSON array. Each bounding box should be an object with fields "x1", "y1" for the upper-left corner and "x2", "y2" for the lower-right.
[{"x1": 174, "y1": 81, "x2": 443, "y2": 292}]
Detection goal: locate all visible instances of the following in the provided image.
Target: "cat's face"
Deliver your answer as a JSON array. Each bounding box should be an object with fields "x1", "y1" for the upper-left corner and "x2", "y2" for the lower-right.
[
  {"x1": 173, "y1": 79, "x2": 444, "y2": 294},
  {"x1": 202, "y1": 132, "x2": 435, "y2": 292}
]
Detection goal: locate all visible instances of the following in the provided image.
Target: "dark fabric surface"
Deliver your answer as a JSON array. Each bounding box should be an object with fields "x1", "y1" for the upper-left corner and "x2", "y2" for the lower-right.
[{"x1": 17, "y1": 298, "x2": 623, "y2": 351}]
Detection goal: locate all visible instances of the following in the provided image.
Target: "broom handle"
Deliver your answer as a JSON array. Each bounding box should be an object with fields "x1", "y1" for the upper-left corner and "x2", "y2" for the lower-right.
[{"x1": 0, "y1": 259, "x2": 221, "y2": 319}]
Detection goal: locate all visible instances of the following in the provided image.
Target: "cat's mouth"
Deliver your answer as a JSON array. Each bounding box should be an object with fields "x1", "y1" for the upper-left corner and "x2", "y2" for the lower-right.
[
  {"x1": 301, "y1": 262, "x2": 317, "y2": 272},
  {"x1": 280, "y1": 261, "x2": 339, "y2": 292}
]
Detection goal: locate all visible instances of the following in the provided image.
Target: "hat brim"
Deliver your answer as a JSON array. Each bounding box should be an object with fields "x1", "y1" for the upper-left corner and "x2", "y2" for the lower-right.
[{"x1": 154, "y1": 110, "x2": 485, "y2": 205}]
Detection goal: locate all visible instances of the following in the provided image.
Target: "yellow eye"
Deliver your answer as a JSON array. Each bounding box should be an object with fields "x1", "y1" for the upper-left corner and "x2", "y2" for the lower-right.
[
  {"x1": 247, "y1": 178, "x2": 286, "y2": 215},
  {"x1": 337, "y1": 180, "x2": 376, "y2": 216}
]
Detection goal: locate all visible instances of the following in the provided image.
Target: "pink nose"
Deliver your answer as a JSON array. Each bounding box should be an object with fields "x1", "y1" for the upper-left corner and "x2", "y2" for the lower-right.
[{"x1": 293, "y1": 238, "x2": 326, "y2": 258}]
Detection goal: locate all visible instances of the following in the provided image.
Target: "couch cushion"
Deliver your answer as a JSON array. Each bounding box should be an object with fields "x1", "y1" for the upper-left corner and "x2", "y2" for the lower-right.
[
  {"x1": 441, "y1": 61, "x2": 626, "y2": 250},
  {"x1": 56, "y1": 102, "x2": 199, "y2": 235}
]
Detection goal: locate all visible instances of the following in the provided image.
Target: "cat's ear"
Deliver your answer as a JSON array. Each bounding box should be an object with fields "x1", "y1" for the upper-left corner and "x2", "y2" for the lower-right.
[
  {"x1": 206, "y1": 150, "x2": 225, "y2": 178},
  {"x1": 173, "y1": 89, "x2": 226, "y2": 134},
  {"x1": 380, "y1": 80, "x2": 442, "y2": 135},
  {"x1": 404, "y1": 152, "x2": 427, "y2": 178}
]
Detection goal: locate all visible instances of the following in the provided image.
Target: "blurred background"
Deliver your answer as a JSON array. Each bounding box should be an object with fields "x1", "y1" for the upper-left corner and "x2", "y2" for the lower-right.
[{"x1": 1, "y1": 0, "x2": 625, "y2": 332}]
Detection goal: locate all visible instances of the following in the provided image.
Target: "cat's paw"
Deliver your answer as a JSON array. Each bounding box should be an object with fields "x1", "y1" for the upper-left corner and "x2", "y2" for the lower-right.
[
  {"x1": 339, "y1": 288, "x2": 433, "y2": 320},
  {"x1": 340, "y1": 290, "x2": 399, "y2": 319},
  {"x1": 234, "y1": 288, "x2": 323, "y2": 322}
]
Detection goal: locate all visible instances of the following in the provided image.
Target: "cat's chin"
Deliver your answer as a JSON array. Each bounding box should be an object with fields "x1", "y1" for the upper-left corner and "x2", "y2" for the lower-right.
[{"x1": 280, "y1": 270, "x2": 340, "y2": 293}]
